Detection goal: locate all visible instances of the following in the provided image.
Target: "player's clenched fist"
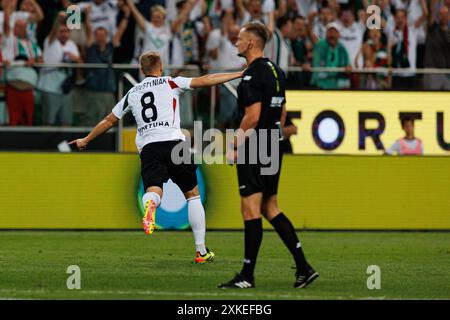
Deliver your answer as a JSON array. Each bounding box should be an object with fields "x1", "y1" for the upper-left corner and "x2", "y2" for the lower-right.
[{"x1": 69, "y1": 138, "x2": 89, "y2": 151}]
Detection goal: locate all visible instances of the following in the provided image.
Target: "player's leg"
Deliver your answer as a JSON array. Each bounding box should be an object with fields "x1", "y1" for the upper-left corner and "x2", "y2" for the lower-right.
[
  {"x1": 168, "y1": 140, "x2": 214, "y2": 263},
  {"x1": 142, "y1": 186, "x2": 163, "y2": 235},
  {"x1": 261, "y1": 195, "x2": 319, "y2": 288},
  {"x1": 183, "y1": 186, "x2": 215, "y2": 264},
  {"x1": 140, "y1": 142, "x2": 169, "y2": 235}
]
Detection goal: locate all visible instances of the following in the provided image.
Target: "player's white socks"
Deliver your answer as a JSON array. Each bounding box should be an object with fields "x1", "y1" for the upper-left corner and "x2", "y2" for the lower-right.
[
  {"x1": 142, "y1": 192, "x2": 161, "y2": 209},
  {"x1": 187, "y1": 196, "x2": 207, "y2": 255}
]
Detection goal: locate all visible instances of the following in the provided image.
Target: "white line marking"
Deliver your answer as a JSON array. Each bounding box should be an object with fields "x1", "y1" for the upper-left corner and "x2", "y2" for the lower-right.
[
  {"x1": 3, "y1": 289, "x2": 448, "y2": 300},
  {"x1": 0, "y1": 288, "x2": 389, "y2": 300}
]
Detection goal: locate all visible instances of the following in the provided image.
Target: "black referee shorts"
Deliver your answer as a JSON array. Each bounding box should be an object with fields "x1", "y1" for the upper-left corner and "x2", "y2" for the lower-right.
[
  {"x1": 236, "y1": 153, "x2": 283, "y2": 198},
  {"x1": 140, "y1": 140, "x2": 197, "y2": 193}
]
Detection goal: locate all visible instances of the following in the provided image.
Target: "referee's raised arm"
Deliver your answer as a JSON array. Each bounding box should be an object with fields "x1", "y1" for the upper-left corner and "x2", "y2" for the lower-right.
[{"x1": 190, "y1": 71, "x2": 243, "y2": 89}]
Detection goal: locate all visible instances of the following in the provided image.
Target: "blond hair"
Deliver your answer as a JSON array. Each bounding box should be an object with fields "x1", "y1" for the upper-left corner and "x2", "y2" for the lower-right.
[
  {"x1": 139, "y1": 51, "x2": 162, "y2": 75},
  {"x1": 151, "y1": 5, "x2": 166, "y2": 16}
]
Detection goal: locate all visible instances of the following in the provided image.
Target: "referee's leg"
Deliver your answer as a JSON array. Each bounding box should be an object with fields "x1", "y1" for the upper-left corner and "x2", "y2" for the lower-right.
[
  {"x1": 262, "y1": 195, "x2": 319, "y2": 287},
  {"x1": 239, "y1": 192, "x2": 264, "y2": 280}
]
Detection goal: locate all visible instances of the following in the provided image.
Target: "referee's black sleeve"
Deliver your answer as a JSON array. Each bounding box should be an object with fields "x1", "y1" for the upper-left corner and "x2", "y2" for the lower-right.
[{"x1": 240, "y1": 68, "x2": 265, "y2": 107}]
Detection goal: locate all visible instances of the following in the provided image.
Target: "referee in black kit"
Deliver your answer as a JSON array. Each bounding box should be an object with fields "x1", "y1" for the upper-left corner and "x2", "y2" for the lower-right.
[{"x1": 219, "y1": 22, "x2": 318, "y2": 289}]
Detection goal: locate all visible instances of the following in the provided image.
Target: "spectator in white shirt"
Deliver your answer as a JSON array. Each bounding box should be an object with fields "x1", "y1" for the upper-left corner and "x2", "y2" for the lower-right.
[
  {"x1": 390, "y1": 0, "x2": 428, "y2": 70},
  {"x1": 265, "y1": 15, "x2": 293, "y2": 72},
  {"x1": 296, "y1": 0, "x2": 318, "y2": 19},
  {"x1": 127, "y1": 0, "x2": 171, "y2": 66},
  {"x1": 78, "y1": 0, "x2": 118, "y2": 38},
  {"x1": 206, "y1": 16, "x2": 246, "y2": 127},
  {"x1": 82, "y1": 4, "x2": 129, "y2": 126},
  {"x1": 169, "y1": 0, "x2": 210, "y2": 128},
  {"x1": 311, "y1": 5, "x2": 334, "y2": 42},
  {"x1": 18, "y1": 0, "x2": 44, "y2": 43},
  {"x1": 170, "y1": 0, "x2": 210, "y2": 65},
  {"x1": 206, "y1": 17, "x2": 245, "y2": 71},
  {"x1": 207, "y1": 0, "x2": 234, "y2": 29},
  {"x1": 2, "y1": 1, "x2": 42, "y2": 126},
  {"x1": 236, "y1": 0, "x2": 275, "y2": 33},
  {"x1": 0, "y1": 0, "x2": 44, "y2": 44},
  {"x1": 337, "y1": 7, "x2": 365, "y2": 68},
  {"x1": 387, "y1": 8, "x2": 421, "y2": 89},
  {"x1": 37, "y1": 12, "x2": 82, "y2": 126}
]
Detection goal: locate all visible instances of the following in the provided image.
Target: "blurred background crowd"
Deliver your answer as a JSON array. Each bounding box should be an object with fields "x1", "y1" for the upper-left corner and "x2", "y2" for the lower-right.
[{"x1": 0, "y1": 0, "x2": 449, "y2": 127}]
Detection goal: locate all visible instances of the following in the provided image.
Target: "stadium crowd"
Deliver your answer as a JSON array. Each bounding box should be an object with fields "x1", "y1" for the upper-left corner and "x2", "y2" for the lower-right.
[{"x1": 0, "y1": 0, "x2": 449, "y2": 126}]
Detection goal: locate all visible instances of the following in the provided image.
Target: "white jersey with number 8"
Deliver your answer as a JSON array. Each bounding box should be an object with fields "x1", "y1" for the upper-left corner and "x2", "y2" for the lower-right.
[{"x1": 112, "y1": 76, "x2": 193, "y2": 153}]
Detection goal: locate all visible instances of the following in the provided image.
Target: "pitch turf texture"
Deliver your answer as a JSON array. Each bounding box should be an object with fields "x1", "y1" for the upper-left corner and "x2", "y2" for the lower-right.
[{"x1": 1, "y1": 231, "x2": 449, "y2": 300}]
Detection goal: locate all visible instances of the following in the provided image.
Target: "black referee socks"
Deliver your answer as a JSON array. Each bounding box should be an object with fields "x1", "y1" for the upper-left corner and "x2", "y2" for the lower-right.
[
  {"x1": 270, "y1": 213, "x2": 309, "y2": 273},
  {"x1": 240, "y1": 218, "x2": 263, "y2": 279}
]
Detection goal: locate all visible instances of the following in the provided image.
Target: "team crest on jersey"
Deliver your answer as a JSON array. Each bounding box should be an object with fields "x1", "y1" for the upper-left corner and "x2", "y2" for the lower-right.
[{"x1": 138, "y1": 121, "x2": 170, "y2": 135}]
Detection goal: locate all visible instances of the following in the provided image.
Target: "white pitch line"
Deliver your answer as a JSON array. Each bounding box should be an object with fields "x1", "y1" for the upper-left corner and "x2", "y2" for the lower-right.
[
  {"x1": 80, "y1": 290, "x2": 317, "y2": 299},
  {"x1": 1, "y1": 289, "x2": 447, "y2": 300},
  {"x1": 0, "y1": 288, "x2": 386, "y2": 300}
]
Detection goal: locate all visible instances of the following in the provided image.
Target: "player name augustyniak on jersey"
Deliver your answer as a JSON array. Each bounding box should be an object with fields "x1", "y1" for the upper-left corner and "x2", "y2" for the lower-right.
[{"x1": 131, "y1": 78, "x2": 168, "y2": 92}]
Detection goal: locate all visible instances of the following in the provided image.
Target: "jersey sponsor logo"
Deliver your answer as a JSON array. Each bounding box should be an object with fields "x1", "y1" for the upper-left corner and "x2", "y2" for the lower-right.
[
  {"x1": 270, "y1": 97, "x2": 284, "y2": 108},
  {"x1": 138, "y1": 121, "x2": 170, "y2": 135},
  {"x1": 243, "y1": 75, "x2": 252, "y2": 81},
  {"x1": 132, "y1": 78, "x2": 168, "y2": 92}
]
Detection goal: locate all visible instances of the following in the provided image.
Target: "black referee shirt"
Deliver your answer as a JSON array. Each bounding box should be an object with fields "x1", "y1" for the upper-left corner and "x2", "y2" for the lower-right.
[{"x1": 237, "y1": 57, "x2": 287, "y2": 132}]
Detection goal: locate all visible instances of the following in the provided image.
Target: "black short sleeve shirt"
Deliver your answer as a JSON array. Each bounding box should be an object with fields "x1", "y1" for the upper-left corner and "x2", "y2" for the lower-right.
[{"x1": 237, "y1": 57, "x2": 286, "y2": 130}]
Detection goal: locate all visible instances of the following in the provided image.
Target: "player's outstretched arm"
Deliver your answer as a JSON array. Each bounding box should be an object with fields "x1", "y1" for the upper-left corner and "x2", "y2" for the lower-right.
[
  {"x1": 69, "y1": 113, "x2": 119, "y2": 150},
  {"x1": 190, "y1": 71, "x2": 243, "y2": 89}
]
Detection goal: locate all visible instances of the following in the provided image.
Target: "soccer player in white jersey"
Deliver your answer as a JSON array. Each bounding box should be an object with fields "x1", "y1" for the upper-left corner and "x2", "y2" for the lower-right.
[{"x1": 69, "y1": 51, "x2": 243, "y2": 263}]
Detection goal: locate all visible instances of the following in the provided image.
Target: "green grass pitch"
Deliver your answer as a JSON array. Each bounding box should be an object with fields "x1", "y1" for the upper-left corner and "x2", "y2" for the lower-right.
[{"x1": 1, "y1": 231, "x2": 449, "y2": 300}]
